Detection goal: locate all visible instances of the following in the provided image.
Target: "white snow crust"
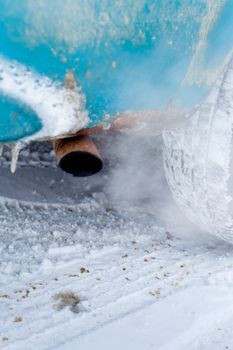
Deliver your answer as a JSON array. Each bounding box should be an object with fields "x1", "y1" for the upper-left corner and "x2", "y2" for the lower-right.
[{"x1": 0, "y1": 56, "x2": 89, "y2": 141}]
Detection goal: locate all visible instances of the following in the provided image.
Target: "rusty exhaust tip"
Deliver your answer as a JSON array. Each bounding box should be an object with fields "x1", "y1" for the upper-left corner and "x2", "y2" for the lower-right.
[{"x1": 53, "y1": 134, "x2": 103, "y2": 177}]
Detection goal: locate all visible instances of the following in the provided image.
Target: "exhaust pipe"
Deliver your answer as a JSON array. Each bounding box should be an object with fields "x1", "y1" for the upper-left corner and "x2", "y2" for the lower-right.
[{"x1": 53, "y1": 133, "x2": 103, "y2": 177}]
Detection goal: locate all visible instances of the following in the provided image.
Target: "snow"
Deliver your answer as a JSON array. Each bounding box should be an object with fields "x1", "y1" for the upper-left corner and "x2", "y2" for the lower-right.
[
  {"x1": 1, "y1": 131, "x2": 233, "y2": 350},
  {"x1": 57, "y1": 286, "x2": 233, "y2": 350},
  {"x1": 0, "y1": 56, "x2": 89, "y2": 141}
]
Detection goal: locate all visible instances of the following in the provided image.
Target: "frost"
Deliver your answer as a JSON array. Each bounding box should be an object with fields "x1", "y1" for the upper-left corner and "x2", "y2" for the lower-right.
[{"x1": 163, "y1": 53, "x2": 233, "y2": 242}]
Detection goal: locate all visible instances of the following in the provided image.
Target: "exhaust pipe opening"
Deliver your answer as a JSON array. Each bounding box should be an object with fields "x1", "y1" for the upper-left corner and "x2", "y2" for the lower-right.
[
  {"x1": 53, "y1": 134, "x2": 103, "y2": 177},
  {"x1": 60, "y1": 151, "x2": 103, "y2": 177}
]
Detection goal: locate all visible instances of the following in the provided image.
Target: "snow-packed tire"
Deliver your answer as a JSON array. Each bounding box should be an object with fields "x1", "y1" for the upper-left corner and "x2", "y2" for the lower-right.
[{"x1": 163, "y1": 53, "x2": 233, "y2": 243}]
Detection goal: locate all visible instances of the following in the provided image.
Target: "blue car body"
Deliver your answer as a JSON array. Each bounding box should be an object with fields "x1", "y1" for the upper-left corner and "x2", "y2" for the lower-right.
[{"x1": 0, "y1": 0, "x2": 232, "y2": 142}]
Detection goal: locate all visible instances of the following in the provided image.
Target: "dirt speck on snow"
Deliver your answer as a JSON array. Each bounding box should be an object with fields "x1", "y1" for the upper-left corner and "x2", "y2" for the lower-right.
[
  {"x1": 14, "y1": 316, "x2": 23, "y2": 323},
  {"x1": 0, "y1": 294, "x2": 10, "y2": 299},
  {"x1": 80, "y1": 267, "x2": 90, "y2": 273},
  {"x1": 53, "y1": 291, "x2": 81, "y2": 313}
]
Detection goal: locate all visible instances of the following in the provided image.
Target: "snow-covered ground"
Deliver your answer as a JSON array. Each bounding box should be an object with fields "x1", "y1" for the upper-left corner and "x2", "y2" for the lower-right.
[{"x1": 1, "y1": 134, "x2": 233, "y2": 350}]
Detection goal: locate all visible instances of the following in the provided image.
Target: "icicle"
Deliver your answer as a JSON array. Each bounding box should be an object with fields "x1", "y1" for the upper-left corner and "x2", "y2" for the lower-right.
[
  {"x1": 0, "y1": 144, "x2": 4, "y2": 156},
  {"x1": 10, "y1": 143, "x2": 23, "y2": 173}
]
